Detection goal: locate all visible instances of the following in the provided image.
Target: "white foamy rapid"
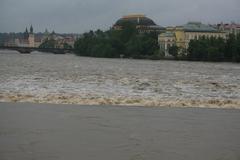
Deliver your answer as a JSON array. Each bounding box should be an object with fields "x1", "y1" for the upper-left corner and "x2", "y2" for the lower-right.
[{"x1": 0, "y1": 50, "x2": 240, "y2": 108}]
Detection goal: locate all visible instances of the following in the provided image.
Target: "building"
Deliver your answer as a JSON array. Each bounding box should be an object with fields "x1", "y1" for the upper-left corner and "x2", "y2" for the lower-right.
[
  {"x1": 41, "y1": 31, "x2": 76, "y2": 49},
  {"x1": 113, "y1": 14, "x2": 165, "y2": 33},
  {"x1": 159, "y1": 31, "x2": 176, "y2": 57},
  {"x1": 159, "y1": 22, "x2": 227, "y2": 56},
  {"x1": 1, "y1": 27, "x2": 78, "y2": 48},
  {"x1": 217, "y1": 22, "x2": 240, "y2": 35},
  {"x1": 4, "y1": 38, "x2": 17, "y2": 47},
  {"x1": 28, "y1": 25, "x2": 35, "y2": 47},
  {"x1": 15, "y1": 25, "x2": 40, "y2": 48}
]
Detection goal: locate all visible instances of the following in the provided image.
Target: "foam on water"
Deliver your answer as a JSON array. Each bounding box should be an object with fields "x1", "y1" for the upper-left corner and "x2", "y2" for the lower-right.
[
  {"x1": 0, "y1": 50, "x2": 240, "y2": 108},
  {"x1": 1, "y1": 92, "x2": 240, "y2": 109}
]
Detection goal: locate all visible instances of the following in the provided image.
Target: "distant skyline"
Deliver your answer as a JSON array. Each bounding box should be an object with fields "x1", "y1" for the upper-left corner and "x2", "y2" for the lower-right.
[{"x1": 1, "y1": 0, "x2": 240, "y2": 33}]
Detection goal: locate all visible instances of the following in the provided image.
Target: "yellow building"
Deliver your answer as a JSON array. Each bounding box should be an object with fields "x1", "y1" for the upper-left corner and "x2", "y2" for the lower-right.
[{"x1": 159, "y1": 22, "x2": 227, "y2": 56}]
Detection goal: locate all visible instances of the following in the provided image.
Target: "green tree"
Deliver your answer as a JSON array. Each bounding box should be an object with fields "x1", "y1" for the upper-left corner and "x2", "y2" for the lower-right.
[
  {"x1": 63, "y1": 43, "x2": 72, "y2": 49},
  {"x1": 232, "y1": 33, "x2": 240, "y2": 62},
  {"x1": 120, "y1": 22, "x2": 138, "y2": 43},
  {"x1": 74, "y1": 26, "x2": 159, "y2": 59},
  {"x1": 207, "y1": 47, "x2": 223, "y2": 61},
  {"x1": 125, "y1": 36, "x2": 142, "y2": 57},
  {"x1": 39, "y1": 39, "x2": 56, "y2": 48},
  {"x1": 187, "y1": 36, "x2": 225, "y2": 61},
  {"x1": 225, "y1": 34, "x2": 235, "y2": 59},
  {"x1": 168, "y1": 45, "x2": 179, "y2": 58}
]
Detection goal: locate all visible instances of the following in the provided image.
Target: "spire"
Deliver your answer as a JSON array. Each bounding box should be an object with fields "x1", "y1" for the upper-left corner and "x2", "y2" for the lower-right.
[
  {"x1": 45, "y1": 28, "x2": 49, "y2": 33},
  {"x1": 30, "y1": 25, "x2": 33, "y2": 34},
  {"x1": 24, "y1": 27, "x2": 29, "y2": 39}
]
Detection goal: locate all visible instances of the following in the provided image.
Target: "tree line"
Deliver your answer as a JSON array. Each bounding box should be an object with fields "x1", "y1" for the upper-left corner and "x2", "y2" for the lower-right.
[
  {"x1": 169, "y1": 33, "x2": 240, "y2": 62},
  {"x1": 74, "y1": 22, "x2": 240, "y2": 62},
  {"x1": 74, "y1": 22, "x2": 160, "y2": 59},
  {"x1": 39, "y1": 38, "x2": 72, "y2": 49}
]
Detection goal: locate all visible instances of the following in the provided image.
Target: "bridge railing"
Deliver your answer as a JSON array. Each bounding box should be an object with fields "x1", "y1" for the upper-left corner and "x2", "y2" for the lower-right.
[{"x1": 0, "y1": 46, "x2": 75, "y2": 54}]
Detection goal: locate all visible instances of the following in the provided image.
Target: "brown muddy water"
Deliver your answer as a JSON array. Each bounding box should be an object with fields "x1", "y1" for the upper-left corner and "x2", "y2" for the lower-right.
[
  {"x1": 0, "y1": 50, "x2": 240, "y2": 108},
  {"x1": 0, "y1": 102, "x2": 240, "y2": 160}
]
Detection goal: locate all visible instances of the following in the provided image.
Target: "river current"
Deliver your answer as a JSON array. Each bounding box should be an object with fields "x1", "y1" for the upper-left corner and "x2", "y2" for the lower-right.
[{"x1": 0, "y1": 50, "x2": 240, "y2": 108}]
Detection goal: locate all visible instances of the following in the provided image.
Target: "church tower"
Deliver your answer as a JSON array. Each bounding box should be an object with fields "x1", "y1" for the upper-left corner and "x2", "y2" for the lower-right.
[
  {"x1": 24, "y1": 27, "x2": 29, "y2": 40},
  {"x1": 28, "y1": 25, "x2": 35, "y2": 47},
  {"x1": 30, "y1": 25, "x2": 33, "y2": 34}
]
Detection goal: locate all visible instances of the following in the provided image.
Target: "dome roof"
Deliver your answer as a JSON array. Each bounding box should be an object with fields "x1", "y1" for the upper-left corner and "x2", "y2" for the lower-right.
[{"x1": 114, "y1": 14, "x2": 157, "y2": 26}]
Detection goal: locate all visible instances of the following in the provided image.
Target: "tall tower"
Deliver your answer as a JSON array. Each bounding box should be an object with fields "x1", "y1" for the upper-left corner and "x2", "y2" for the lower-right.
[
  {"x1": 30, "y1": 25, "x2": 33, "y2": 34},
  {"x1": 28, "y1": 25, "x2": 35, "y2": 47},
  {"x1": 24, "y1": 27, "x2": 29, "y2": 39},
  {"x1": 43, "y1": 28, "x2": 49, "y2": 41}
]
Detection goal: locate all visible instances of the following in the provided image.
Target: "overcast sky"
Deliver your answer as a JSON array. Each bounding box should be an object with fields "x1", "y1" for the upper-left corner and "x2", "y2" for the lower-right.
[{"x1": 0, "y1": 0, "x2": 239, "y2": 33}]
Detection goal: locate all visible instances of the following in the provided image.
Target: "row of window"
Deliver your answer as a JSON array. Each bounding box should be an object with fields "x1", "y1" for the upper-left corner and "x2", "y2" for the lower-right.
[{"x1": 186, "y1": 33, "x2": 225, "y2": 40}]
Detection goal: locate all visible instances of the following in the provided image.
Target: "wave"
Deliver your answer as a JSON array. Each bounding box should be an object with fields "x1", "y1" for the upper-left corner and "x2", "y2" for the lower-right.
[{"x1": 0, "y1": 92, "x2": 239, "y2": 109}]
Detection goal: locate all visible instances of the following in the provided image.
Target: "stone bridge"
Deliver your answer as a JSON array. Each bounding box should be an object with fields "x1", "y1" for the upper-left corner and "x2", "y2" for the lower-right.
[{"x1": 0, "y1": 46, "x2": 75, "y2": 54}]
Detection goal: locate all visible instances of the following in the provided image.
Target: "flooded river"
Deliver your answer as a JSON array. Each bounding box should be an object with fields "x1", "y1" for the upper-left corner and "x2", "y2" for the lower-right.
[
  {"x1": 0, "y1": 102, "x2": 240, "y2": 160},
  {"x1": 0, "y1": 50, "x2": 240, "y2": 108}
]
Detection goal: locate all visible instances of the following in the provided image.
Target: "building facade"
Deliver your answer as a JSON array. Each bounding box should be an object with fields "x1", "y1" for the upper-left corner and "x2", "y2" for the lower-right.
[
  {"x1": 41, "y1": 31, "x2": 76, "y2": 49},
  {"x1": 217, "y1": 22, "x2": 240, "y2": 35},
  {"x1": 158, "y1": 22, "x2": 227, "y2": 56},
  {"x1": 15, "y1": 25, "x2": 41, "y2": 48},
  {"x1": 28, "y1": 25, "x2": 35, "y2": 47},
  {"x1": 159, "y1": 31, "x2": 176, "y2": 57}
]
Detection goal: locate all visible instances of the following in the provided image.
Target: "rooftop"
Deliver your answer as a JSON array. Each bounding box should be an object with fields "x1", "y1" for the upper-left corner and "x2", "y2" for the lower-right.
[
  {"x1": 122, "y1": 14, "x2": 146, "y2": 19},
  {"x1": 114, "y1": 14, "x2": 157, "y2": 26},
  {"x1": 182, "y1": 22, "x2": 219, "y2": 32},
  {"x1": 160, "y1": 32, "x2": 175, "y2": 37},
  {"x1": 113, "y1": 14, "x2": 165, "y2": 31}
]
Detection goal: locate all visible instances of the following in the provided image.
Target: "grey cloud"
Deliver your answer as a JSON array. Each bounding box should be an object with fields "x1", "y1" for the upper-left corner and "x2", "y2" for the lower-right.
[{"x1": 0, "y1": 0, "x2": 239, "y2": 33}]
